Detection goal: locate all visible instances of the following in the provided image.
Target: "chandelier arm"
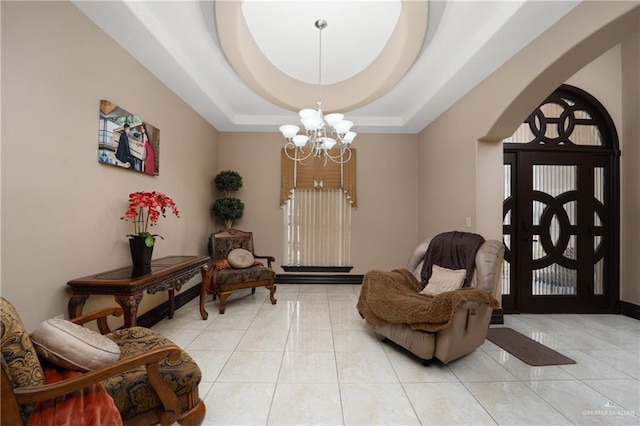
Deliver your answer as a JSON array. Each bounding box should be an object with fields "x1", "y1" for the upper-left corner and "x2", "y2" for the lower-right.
[
  {"x1": 324, "y1": 147, "x2": 352, "y2": 164},
  {"x1": 323, "y1": 146, "x2": 347, "y2": 159},
  {"x1": 331, "y1": 130, "x2": 349, "y2": 143},
  {"x1": 283, "y1": 142, "x2": 314, "y2": 163}
]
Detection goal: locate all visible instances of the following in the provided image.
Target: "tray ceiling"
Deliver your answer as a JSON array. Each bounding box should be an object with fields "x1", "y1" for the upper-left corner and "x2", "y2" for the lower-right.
[{"x1": 73, "y1": 0, "x2": 579, "y2": 134}]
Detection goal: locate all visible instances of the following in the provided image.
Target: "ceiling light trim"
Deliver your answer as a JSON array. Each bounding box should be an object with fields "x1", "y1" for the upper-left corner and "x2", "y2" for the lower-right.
[
  {"x1": 240, "y1": 1, "x2": 402, "y2": 85},
  {"x1": 215, "y1": 0, "x2": 428, "y2": 113}
]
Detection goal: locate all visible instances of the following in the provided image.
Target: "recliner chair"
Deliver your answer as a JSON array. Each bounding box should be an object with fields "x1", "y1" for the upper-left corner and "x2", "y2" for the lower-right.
[{"x1": 365, "y1": 238, "x2": 504, "y2": 364}]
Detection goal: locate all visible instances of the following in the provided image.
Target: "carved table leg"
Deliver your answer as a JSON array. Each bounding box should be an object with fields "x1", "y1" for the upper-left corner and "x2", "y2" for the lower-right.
[
  {"x1": 168, "y1": 289, "x2": 176, "y2": 319},
  {"x1": 114, "y1": 293, "x2": 144, "y2": 328},
  {"x1": 218, "y1": 291, "x2": 232, "y2": 314},
  {"x1": 68, "y1": 294, "x2": 89, "y2": 319},
  {"x1": 199, "y1": 264, "x2": 209, "y2": 320},
  {"x1": 267, "y1": 284, "x2": 277, "y2": 305}
]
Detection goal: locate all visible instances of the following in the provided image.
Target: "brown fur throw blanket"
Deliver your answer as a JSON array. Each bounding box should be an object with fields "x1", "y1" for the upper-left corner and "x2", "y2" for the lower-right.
[{"x1": 357, "y1": 268, "x2": 499, "y2": 332}]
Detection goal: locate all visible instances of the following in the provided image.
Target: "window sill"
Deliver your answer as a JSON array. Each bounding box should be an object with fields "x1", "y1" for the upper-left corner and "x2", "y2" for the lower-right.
[{"x1": 281, "y1": 265, "x2": 353, "y2": 273}]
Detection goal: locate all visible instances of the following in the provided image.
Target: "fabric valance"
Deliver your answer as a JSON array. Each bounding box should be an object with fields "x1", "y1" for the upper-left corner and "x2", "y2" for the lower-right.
[{"x1": 280, "y1": 148, "x2": 357, "y2": 208}]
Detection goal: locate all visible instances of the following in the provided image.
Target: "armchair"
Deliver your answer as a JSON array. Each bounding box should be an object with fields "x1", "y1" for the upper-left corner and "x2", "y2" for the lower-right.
[
  {"x1": 208, "y1": 229, "x2": 277, "y2": 314},
  {"x1": 362, "y1": 238, "x2": 504, "y2": 364},
  {"x1": 1, "y1": 297, "x2": 205, "y2": 425}
]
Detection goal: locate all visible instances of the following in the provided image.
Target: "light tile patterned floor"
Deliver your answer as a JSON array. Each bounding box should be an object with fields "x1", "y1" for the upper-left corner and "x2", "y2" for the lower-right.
[{"x1": 152, "y1": 284, "x2": 640, "y2": 425}]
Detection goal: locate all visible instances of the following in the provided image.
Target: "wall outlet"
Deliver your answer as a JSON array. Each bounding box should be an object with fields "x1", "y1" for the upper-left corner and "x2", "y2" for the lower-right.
[{"x1": 466, "y1": 216, "x2": 472, "y2": 228}]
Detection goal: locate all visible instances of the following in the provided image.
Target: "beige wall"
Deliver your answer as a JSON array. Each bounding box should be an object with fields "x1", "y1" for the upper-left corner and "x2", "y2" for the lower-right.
[
  {"x1": 418, "y1": 2, "x2": 639, "y2": 304},
  {"x1": 418, "y1": 108, "x2": 478, "y2": 238},
  {"x1": 1, "y1": 1, "x2": 218, "y2": 330},
  {"x1": 620, "y1": 32, "x2": 640, "y2": 303},
  {"x1": 217, "y1": 132, "x2": 419, "y2": 275}
]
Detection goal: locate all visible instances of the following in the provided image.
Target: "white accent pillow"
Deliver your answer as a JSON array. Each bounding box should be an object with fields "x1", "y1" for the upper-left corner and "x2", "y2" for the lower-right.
[
  {"x1": 227, "y1": 248, "x2": 255, "y2": 269},
  {"x1": 31, "y1": 318, "x2": 120, "y2": 372},
  {"x1": 420, "y1": 264, "x2": 466, "y2": 296}
]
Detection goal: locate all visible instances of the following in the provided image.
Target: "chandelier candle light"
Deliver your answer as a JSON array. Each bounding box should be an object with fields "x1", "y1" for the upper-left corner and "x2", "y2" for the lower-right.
[{"x1": 279, "y1": 19, "x2": 357, "y2": 165}]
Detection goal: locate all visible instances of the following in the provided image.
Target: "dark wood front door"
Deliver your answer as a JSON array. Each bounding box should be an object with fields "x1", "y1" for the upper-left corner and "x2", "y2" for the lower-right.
[
  {"x1": 503, "y1": 151, "x2": 616, "y2": 313},
  {"x1": 501, "y1": 85, "x2": 619, "y2": 313}
]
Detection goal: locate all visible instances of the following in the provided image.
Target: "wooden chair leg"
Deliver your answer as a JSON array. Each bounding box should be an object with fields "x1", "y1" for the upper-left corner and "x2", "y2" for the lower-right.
[
  {"x1": 177, "y1": 400, "x2": 206, "y2": 426},
  {"x1": 267, "y1": 284, "x2": 277, "y2": 305},
  {"x1": 218, "y1": 291, "x2": 231, "y2": 314},
  {"x1": 199, "y1": 266, "x2": 209, "y2": 320}
]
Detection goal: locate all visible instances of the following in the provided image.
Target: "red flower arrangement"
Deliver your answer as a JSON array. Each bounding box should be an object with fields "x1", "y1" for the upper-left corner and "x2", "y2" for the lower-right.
[{"x1": 122, "y1": 191, "x2": 180, "y2": 247}]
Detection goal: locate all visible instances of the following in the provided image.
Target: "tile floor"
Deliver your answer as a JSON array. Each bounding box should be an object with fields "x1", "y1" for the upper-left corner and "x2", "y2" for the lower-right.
[{"x1": 152, "y1": 284, "x2": 640, "y2": 425}]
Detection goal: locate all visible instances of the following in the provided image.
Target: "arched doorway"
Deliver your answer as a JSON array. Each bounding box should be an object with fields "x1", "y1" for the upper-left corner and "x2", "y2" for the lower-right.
[{"x1": 502, "y1": 85, "x2": 619, "y2": 313}]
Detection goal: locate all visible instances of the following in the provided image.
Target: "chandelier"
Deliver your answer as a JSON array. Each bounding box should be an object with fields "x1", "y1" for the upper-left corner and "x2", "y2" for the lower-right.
[{"x1": 279, "y1": 19, "x2": 357, "y2": 165}]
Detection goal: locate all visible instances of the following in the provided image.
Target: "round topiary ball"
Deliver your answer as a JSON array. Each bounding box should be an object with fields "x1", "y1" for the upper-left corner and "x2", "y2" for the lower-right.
[
  {"x1": 213, "y1": 170, "x2": 243, "y2": 196},
  {"x1": 211, "y1": 197, "x2": 244, "y2": 230}
]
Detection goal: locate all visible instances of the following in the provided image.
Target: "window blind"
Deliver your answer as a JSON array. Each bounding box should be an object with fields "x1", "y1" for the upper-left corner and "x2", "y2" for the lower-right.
[{"x1": 283, "y1": 189, "x2": 351, "y2": 266}]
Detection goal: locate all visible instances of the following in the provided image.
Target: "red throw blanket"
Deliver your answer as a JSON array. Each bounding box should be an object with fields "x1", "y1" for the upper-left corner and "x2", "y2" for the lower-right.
[{"x1": 27, "y1": 368, "x2": 122, "y2": 426}]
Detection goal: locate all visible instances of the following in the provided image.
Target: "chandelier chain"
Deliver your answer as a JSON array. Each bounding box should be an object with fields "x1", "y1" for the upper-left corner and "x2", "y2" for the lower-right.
[{"x1": 318, "y1": 21, "x2": 323, "y2": 98}]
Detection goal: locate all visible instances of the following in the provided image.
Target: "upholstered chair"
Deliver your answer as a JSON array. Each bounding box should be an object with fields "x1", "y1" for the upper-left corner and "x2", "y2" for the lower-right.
[
  {"x1": 1, "y1": 297, "x2": 205, "y2": 425},
  {"x1": 208, "y1": 229, "x2": 276, "y2": 314}
]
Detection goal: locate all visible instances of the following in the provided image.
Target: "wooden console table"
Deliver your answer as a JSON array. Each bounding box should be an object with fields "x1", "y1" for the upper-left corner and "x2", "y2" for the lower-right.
[{"x1": 67, "y1": 255, "x2": 210, "y2": 327}]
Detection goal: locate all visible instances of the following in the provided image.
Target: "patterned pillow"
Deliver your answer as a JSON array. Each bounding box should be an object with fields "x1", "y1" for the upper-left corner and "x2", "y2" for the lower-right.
[
  {"x1": 1, "y1": 297, "x2": 45, "y2": 422},
  {"x1": 31, "y1": 319, "x2": 120, "y2": 372},
  {"x1": 419, "y1": 264, "x2": 466, "y2": 296}
]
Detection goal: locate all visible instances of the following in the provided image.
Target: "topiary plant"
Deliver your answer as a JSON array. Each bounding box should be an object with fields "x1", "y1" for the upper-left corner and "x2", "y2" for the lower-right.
[
  {"x1": 213, "y1": 170, "x2": 243, "y2": 197},
  {"x1": 212, "y1": 197, "x2": 244, "y2": 230}
]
